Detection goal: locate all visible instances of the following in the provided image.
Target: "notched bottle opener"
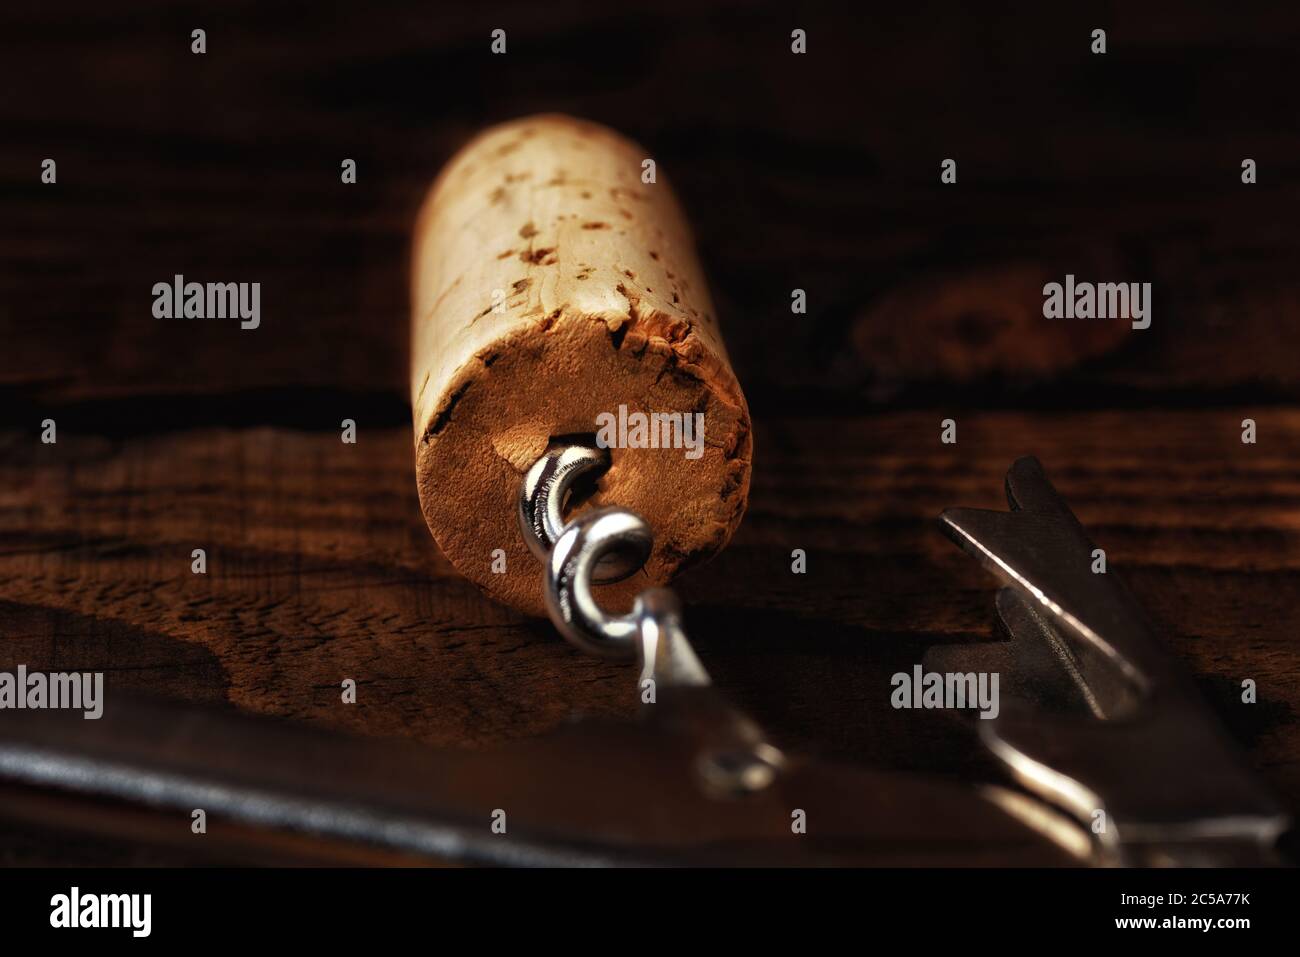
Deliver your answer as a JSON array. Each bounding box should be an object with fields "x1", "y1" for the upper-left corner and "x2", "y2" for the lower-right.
[{"x1": 935, "y1": 456, "x2": 1291, "y2": 866}]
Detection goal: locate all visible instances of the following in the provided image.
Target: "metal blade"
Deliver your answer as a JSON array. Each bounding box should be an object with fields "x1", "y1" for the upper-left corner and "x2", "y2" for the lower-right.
[
  {"x1": 939, "y1": 456, "x2": 1290, "y2": 865},
  {"x1": 0, "y1": 693, "x2": 1083, "y2": 866}
]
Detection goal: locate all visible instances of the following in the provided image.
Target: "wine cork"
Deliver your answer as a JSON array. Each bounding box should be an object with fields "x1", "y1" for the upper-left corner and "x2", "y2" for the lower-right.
[{"x1": 410, "y1": 114, "x2": 752, "y2": 616}]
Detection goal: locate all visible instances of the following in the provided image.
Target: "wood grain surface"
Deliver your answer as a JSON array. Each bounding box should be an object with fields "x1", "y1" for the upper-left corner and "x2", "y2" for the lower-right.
[{"x1": 1, "y1": 1, "x2": 1298, "y2": 863}]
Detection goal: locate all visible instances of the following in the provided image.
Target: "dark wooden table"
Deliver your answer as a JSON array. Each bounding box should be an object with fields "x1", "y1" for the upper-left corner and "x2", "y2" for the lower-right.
[{"x1": 2, "y1": 1, "x2": 1298, "y2": 864}]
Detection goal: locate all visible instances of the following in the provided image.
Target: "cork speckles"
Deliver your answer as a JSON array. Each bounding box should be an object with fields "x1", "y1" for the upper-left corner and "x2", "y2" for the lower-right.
[{"x1": 519, "y1": 247, "x2": 557, "y2": 265}]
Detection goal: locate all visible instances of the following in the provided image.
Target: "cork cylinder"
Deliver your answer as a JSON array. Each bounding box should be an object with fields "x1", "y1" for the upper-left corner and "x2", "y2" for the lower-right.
[{"x1": 410, "y1": 114, "x2": 752, "y2": 616}]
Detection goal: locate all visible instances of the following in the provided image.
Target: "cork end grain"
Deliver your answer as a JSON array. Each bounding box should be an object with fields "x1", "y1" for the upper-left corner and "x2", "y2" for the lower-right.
[
  {"x1": 411, "y1": 114, "x2": 752, "y2": 616},
  {"x1": 416, "y1": 305, "x2": 751, "y2": 616}
]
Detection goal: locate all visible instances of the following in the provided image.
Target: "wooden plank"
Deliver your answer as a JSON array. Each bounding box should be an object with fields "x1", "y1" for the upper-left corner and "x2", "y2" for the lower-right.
[
  {"x1": 2, "y1": 410, "x2": 1297, "y2": 813},
  {"x1": 2, "y1": 3, "x2": 1299, "y2": 411}
]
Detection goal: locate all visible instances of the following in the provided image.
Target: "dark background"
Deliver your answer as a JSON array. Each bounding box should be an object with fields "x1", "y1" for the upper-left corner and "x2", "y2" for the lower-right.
[{"x1": 1, "y1": 1, "x2": 1298, "y2": 863}]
